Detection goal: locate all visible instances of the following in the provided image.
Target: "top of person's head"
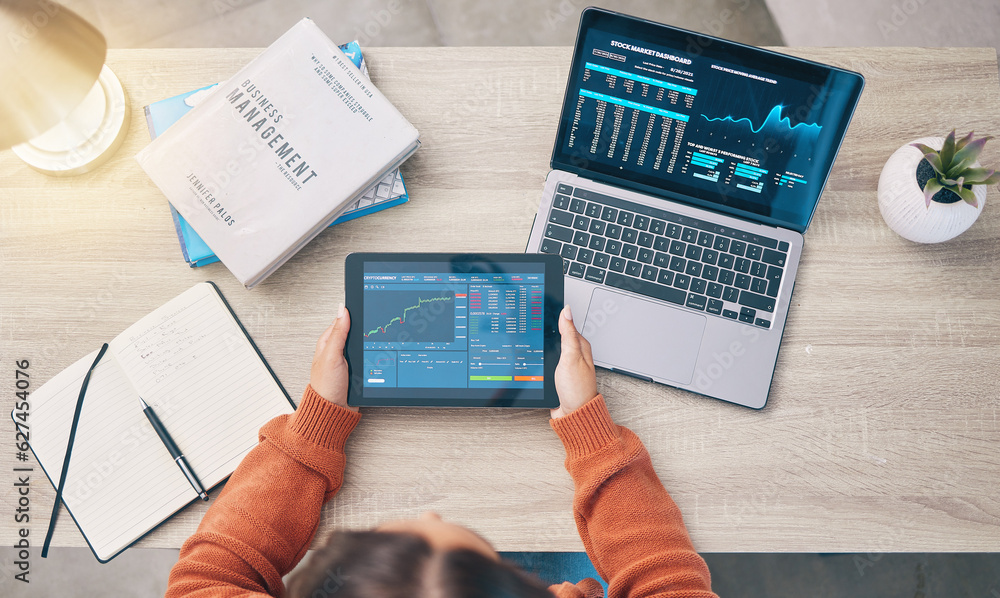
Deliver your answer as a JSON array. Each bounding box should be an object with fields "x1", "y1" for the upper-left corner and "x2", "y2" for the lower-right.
[{"x1": 287, "y1": 530, "x2": 554, "y2": 598}]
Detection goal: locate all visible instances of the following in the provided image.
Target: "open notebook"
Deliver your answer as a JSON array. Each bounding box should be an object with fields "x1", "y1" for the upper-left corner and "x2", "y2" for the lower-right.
[{"x1": 23, "y1": 282, "x2": 294, "y2": 562}]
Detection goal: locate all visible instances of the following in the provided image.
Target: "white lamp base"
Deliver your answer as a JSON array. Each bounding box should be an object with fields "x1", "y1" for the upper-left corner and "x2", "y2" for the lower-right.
[{"x1": 12, "y1": 65, "x2": 130, "y2": 177}]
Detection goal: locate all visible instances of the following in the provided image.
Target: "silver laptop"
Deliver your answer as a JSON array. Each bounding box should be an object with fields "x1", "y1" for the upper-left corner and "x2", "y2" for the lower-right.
[{"x1": 525, "y1": 8, "x2": 864, "y2": 408}]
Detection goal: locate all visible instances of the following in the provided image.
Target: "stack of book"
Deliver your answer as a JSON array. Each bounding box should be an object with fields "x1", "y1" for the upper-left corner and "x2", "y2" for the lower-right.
[
  {"x1": 137, "y1": 21, "x2": 420, "y2": 287},
  {"x1": 144, "y1": 41, "x2": 409, "y2": 268}
]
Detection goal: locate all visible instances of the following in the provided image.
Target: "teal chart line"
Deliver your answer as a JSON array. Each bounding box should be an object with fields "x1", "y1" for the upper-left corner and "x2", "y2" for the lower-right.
[{"x1": 700, "y1": 104, "x2": 822, "y2": 134}]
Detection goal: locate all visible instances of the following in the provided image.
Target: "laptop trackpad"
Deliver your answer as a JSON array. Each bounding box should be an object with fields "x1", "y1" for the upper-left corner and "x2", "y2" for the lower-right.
[{"x1": 583, "y1": 289, "x2": 706, "y2": 385}]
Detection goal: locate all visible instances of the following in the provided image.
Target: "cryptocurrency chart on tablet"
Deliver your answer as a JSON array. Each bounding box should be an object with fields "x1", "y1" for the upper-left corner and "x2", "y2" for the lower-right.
[
  {"x1": 562, "y1": 28, "x2": 849, "y2": 222},
  {"x1": 361, "y1": 264, "x2": 546, "y2": 394}
]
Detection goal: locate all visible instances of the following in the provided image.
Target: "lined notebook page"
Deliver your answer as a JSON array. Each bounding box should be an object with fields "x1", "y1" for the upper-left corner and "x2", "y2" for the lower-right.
[
  {"x1": 29, "y1": 283, "x2": 293, "y2": 561},
  {"x1": 27, "y1": 351, "x2": 174, "y2": 561}
]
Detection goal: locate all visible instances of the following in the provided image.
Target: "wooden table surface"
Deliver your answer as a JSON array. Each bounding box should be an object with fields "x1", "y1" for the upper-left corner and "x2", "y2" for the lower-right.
[{"x1": 1, "y1": 47, "x2": 999, "y2": 553}]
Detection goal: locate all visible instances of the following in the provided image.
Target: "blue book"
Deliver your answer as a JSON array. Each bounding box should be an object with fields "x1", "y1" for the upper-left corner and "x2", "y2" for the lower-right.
[{"x1": 143, "y1": 41, "x2": 409, "y2": 267}]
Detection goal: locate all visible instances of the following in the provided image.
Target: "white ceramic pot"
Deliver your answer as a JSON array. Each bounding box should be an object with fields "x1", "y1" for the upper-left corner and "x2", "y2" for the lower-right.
[{"x1": 877, "y1": 136, "x2": 987, "y2": 243}]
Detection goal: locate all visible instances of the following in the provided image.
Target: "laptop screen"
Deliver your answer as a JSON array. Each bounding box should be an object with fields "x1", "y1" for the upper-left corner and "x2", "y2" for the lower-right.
[{"x1": 551, "y1": 9, "x2": 864, "y2": 232}]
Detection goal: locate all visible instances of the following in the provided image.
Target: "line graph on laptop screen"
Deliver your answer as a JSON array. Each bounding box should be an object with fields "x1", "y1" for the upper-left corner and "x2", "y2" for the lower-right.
[{"x1": 558, "y1": 24, "x2": 863, "y2": 230}]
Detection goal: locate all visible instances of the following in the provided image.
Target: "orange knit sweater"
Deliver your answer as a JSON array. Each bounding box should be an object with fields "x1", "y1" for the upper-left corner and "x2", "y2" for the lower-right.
[{"x1": 165, "y1": 387, "x2": 717, "y2": 598}]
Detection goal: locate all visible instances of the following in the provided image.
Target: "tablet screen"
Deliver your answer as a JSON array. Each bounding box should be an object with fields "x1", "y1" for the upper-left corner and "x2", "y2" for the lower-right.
[{"x1": 345, "y1": 254, "x2": 562, "y2": 407}]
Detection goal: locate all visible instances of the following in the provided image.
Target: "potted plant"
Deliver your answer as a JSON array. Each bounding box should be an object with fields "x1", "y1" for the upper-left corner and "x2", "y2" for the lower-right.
[{"x1": 878, "y1": 130, "x2": 998, "y2": 243}]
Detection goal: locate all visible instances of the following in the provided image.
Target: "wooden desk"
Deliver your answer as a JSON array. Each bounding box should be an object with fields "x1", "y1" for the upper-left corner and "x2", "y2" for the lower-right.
[{"x1": 2, "y1": 47, "x2": 999, "y2": 553}]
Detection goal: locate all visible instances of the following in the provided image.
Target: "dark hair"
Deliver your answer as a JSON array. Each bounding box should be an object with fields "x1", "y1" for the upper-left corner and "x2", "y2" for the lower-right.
[{"x1": 286, "y1": 530, "x2": 553, "y2": 598}]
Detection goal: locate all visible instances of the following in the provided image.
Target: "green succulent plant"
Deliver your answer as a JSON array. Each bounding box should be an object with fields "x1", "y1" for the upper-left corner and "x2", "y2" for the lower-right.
[{"x1": 911, "y1": 130, "x2": 999, "y2": 209}]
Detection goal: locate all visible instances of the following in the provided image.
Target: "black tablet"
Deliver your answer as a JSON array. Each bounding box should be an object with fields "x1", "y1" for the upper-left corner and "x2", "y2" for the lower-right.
[{"x1": 345, "y1": 253, "x2": 564, "y2": 408}]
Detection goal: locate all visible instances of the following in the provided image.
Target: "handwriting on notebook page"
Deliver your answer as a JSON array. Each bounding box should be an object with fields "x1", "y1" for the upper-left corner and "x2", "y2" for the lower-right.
[{"x1": 120, "y1": 294, "x2": 245, "y2": 398}]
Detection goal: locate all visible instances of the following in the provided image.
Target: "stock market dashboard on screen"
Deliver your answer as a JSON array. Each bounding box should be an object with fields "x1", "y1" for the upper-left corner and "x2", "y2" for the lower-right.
[
  {"x1": 553, "y1": 13, "x2": 864, "y2": 231},
  {"x1": 360, "y1": 262, "x2": 547, "y2": 399}
]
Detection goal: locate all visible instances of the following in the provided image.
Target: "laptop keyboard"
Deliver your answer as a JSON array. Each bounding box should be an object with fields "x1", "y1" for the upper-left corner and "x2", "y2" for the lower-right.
[{"x1": 540, "y1": 184, "x2": 789, "y2": 329}]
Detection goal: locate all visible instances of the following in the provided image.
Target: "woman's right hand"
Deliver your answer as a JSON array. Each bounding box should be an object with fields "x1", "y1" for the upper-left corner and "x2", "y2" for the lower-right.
[
  {"x1": 551, "y1": 305, "x2": 598, "y2": 419},
  {"x1": 310, "y1": 304, "x2": 358, "y2": 412}
]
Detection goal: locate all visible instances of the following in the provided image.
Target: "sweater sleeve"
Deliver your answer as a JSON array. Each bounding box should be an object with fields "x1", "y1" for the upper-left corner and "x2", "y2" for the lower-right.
[
  {"x1": 550, "y1": 395, "x2": 717, "y2": 598},
  {"x1": 165, "y1": 386, "x2": 362, "y2": 598}
]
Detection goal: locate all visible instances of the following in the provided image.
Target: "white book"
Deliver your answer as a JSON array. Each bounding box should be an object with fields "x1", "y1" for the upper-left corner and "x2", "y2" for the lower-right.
[
  {"x1": 136, "y1": 19, "x2": 420, "y2": 288},
  {"x1": 21, "y1": 283, "x2": 294, "y2": 561}
]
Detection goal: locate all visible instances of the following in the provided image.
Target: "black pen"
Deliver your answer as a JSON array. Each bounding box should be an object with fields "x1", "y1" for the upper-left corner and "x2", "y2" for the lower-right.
[{"x1": 139, "y1": 396, "x2": 210, "y2": 501}]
